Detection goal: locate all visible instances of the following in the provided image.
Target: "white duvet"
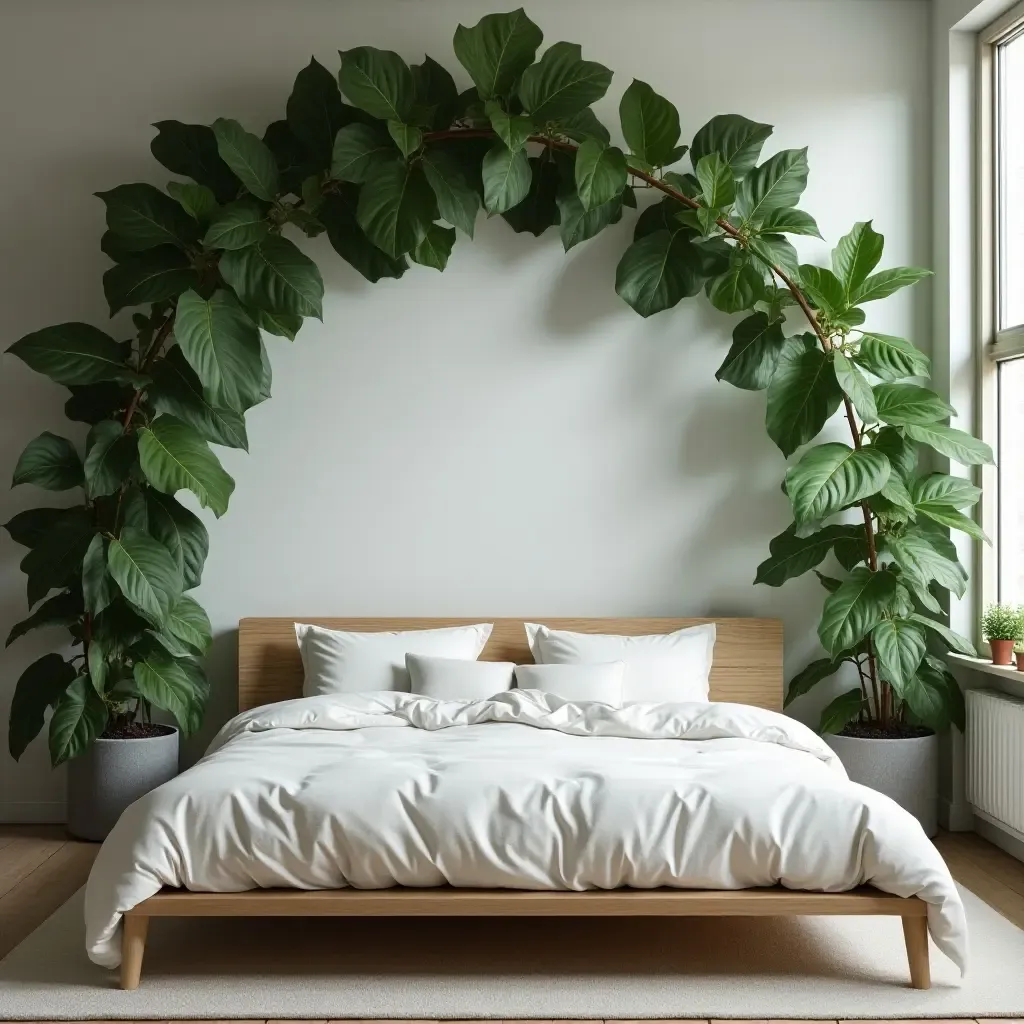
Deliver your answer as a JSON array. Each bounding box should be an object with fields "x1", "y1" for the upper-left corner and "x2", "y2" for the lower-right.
[{"x1": 84, "y1": 690, "x2": 967, "y2": 972}]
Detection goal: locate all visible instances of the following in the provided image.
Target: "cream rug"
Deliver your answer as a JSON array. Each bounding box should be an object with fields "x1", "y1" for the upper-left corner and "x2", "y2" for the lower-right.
[{"x1": 2, "y1": 884, "x2": 1024, "y2": 1019}]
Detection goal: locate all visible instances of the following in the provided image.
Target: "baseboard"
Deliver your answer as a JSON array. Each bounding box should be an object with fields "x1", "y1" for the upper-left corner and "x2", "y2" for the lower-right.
[
  {"x1": 0, "y1": 801, "x2": 66, "y2": 824},
  {"x1": 973, "y1": 807, "x2": 1024, "y2": 864},
  {"x1": 940, "y1": 795, "x2": 976, "y2": 831}
]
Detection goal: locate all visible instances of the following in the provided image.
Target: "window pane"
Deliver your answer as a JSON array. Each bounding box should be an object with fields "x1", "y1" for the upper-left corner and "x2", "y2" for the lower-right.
[
  {"x1": 999, "y1": 357, "x2": 1024, "y2": 602},
  {"x1": 999, "y1": 30, "x2": 1024, "y2": 330}
]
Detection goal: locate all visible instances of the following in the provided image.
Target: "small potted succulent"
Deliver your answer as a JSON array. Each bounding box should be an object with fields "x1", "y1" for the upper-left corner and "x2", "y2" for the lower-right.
[{"x1": 982, "y1": 604, "x2": 1024, "y2": 666}]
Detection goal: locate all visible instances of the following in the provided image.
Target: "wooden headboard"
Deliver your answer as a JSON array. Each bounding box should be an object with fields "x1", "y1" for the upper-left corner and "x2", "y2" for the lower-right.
[{"x1": 237, "y1": 617, "x2": 783, "y2": 712}]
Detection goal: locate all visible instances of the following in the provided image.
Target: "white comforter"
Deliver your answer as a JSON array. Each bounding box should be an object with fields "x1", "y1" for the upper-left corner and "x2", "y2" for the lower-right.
[{"x1": 84, "y1": 691, "x2": 967, "y2": 972}]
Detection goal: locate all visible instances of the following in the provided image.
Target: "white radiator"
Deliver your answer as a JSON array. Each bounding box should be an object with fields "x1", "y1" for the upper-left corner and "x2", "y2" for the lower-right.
[{"x1": 966, "y1": 688, "x2": 1024, "y2": 834}]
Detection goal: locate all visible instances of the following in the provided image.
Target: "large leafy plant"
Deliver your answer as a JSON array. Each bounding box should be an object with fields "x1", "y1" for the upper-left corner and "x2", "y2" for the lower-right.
[{"x1": 4, "y1": 9, "x2": 989, "y2": 767}]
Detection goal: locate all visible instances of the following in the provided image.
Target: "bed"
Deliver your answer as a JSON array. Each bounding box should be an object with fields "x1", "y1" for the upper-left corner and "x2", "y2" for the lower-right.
[{"x1": 84, "y1": 617, "x2": 963, "y2": 991}]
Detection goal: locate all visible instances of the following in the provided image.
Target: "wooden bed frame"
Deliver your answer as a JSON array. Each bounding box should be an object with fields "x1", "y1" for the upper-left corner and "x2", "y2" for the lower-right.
[{"x1": 121, "y1": 617, "x2": 931, "y2": 991}]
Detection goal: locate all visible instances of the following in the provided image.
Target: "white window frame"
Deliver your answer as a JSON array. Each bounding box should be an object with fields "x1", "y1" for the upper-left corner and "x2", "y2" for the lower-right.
[{"x1": 978, "y1": 0, "x2": 1024, "y2": 612}]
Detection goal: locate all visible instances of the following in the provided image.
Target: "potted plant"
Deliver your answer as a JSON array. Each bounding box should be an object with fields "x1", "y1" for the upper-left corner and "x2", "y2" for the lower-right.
[
  {"x1": 982, "y1": 604, "x2": 1024, "y2": 666},
  {"x1": 1016, "y1": 642, "x2": 1024, "y2": 672},
  {"x1": 0, "y1": 10, "x2": 992, "y2": 842}
]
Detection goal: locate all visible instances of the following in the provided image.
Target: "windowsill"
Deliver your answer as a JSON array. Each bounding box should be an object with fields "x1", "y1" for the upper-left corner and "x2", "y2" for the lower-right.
[{"x1": 948, "y1": 653, "x2": 1024, "y2": 682}]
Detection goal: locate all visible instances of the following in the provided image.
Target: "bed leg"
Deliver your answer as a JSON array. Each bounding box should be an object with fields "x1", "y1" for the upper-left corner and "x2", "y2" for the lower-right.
[
  {"x1": 902, "y1": 914, "x2": 930, "y2": 990},
  {"x1": 120, "y1": 913, "x2": 149, "y2": 991}
]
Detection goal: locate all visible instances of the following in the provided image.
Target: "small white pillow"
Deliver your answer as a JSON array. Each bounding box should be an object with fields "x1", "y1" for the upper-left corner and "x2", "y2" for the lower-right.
[
  {"x1": 295, "y1": 622, "x2": 493, "y2": 696},
  {"x1": 407, "y1": 654, "x2": 515, "y2": 701},
  {"x1": 524, "y1": 622, "x2": 715, "y2": 704},
  {"x1": 514, "y1": 662, "x2": 625, "y2": 707}
]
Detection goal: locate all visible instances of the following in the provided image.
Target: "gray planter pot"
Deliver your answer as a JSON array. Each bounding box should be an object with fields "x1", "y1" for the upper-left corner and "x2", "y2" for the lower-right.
[
  {"x1": 825, "y1": 732, "x2": 938, "y2": 837},
  {"x1": 66, "y1": 728, "x2": 179, "y2": 841}
]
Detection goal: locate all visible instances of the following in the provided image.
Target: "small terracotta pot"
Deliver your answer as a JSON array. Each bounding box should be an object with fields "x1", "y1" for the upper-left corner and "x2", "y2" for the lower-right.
[
  {"x1": 990, "y1": 638, "x2": 1015, "y2": 666},
  {"x1": 1016, "y1": 651, "x2": 1024, "y2": 672}
]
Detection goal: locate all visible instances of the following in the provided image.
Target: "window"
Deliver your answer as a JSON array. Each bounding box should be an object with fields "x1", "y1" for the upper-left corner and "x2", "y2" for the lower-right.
[{"x1": 982, "y1": 6, "x2": 1024, "y2": 604}]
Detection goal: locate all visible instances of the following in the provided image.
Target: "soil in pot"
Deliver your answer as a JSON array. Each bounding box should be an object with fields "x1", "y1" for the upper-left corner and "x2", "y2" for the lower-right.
[
  {"x1": 839, "y1": 722, "x2": 933, "y2": 740},
  {"x1": 102, "y1": 721, "x2": 175, "y2": 740}
]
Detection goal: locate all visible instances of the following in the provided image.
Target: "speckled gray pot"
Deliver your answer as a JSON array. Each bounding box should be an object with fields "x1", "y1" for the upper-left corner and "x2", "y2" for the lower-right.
[
  {"x1": 824, "y1": 732, "x2": 938, "y2": 837},
  {"x1": 66, "y1": 728, "x2": 179, "y2": 841}
]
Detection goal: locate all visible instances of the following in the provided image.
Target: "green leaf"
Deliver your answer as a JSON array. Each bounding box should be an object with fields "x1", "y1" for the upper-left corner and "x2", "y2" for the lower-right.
[
  {"x1": 877, "y1": 470, "x2": 917, "y2": 519},
  {"x1": 785, "y1": 655, "x2": 847, "y2": 707},
  {"x1": 357, "y1": 158, "x2": 438, "y2": 257},
  {"x1": 615, "y1": 228, "x2": 707, "y2": 318},
  {"x1": 831, "y1": 221, "x2": 884, "y2": 302},
  {"x1": 830, "y1": 524, "x2": 870, "y2": 571},
  {"x1": 913, "y1": 502, "x2": 988, "y2": 542},
  {"x1": 559, "y1": 107, "x2": 612, "y2": 145},
  {"x1": 19, "y1": 508, "x2": 94, "y2": 607},
  {"x1": 219, "y1": 235, "x2": 324, "y2": 318},
  {"x1": 174, "y1": 288, "x2": 264, "y2": 412},
  {"x1": 8, "y1": 323, "x2": 145, "y2": 387},
  {"x1": 482, "y1": 143, "x2": 532, "y2": 214},
  {"x1": 338, "y1": 46, "x2": 414, "y2": 122},
  {"x1": 4, "y1": 507, "x2": 76, "y2": 550},
  {"x1": 49, "y1": 676, "x2": 107, "y2": 766},
  {"x1": 82, "y1": 534, "x2": 115, "y2": 617},
  {"x1": 833, "y1": 351, "x2": 878, "y2": 422},
  {"x1": 853, "y1": 266, "x2": 932, "y2": 304},
  {"x1": 8, "y1": 654, "x2": 77, "y2": 760},
  {"x1": 690, "y1": 114, "x2": 773, "y2": 177},
  {"x1": 262, "y1": 119, "x2": 314, "y2": 197},
  {"x1": 574, "y1": 139, "x2": 627, "y2": 211},
  {"x1": 857, "y1": 332, "x2": 930, "y2": 381},
  {"x1": 885, "y1": 527, "x2": 967, "y2": 599},
  {"x1": 102, "y1": 246, "x2": 198, "y2": 316},
  {"x1": 286, "y1": 57, "x2": 352, "y2": 169},
  {"x1": 387, "y1": 121, "x2": 423, "y2": 158},
  {"x1": 754, "y1": 523, "x2": 849, "y2": 587},
  {"x1": 329, "y1": 123, "x2": 394, "y2": 183},
  {"x1": 65, "y1": 381, "x2": 132, "y2": 425},
  {"x1": 909, "y1": 613, "x2": 977, "y2": 657},
  {"x1": 421, "y1": 147, "x2": 481, "y2": 238},
  {"x1": 107, "y1": 526, "x2": 182, "y2": 626},
  {"x1": 132, "y1": 651, "x2": 206, "y2": 736},
  {"x1": 453, "y1": 8, "x2": 542, "y2": 101},
  {"x1": 695, "y1": 153, "x2": 735, "y2": 210},
  {"x1": 412, "y1": 56, "x2": 460, "y2": 130},
  {"x1": 138, "y1": 415, "x2": 235, "y2": 518},
  {"x1": 903, "y1": 422, "x2": 993, "y2": 466},
  {"x1": 619, "y1": 79, "x2": 680, "y2": 167},
  {"x1": 517, "y1": 41, "x2": 613, "y2": 123},
  {"x1": 150, "y1": 120, "x2": 239, "y2": 203},
  {"x1": 211, "y1": 118, "x2": 280, "y2": 202},
  {"x1": 146, "y1": 490, "x2": 209, "y2": 591},
  {"x1": 872, "y1": 618, "x2": 927, "y2": 693},
  {"x1": 253, "y1": 309, "x2": 303, "y2": 341},
  {"x1": 798, "y1": 265, "x2": 847, "y2": 316},
  {"x1": 706, "y1": 253, "x2": 763, "y2": 314},
  {"x1": 818, "y1": 565, "x2": 901, "y2": 656},
  {"x1": 757, "y1": 207, "x2": 822, "y2": 237},
  {"x1": 735, "y1": 149, "x2": 809, "y2": 221},
  {"x1": 148, "y1": 346, "x2": 248, "y2": 451},
  {"x1": 555, "y1": 189, "x2": 618, "y2": 249},
  {"x1": 904, "y1": 655, "x2": 964, "y2": 731},
  {"x1": 82, "y1": 420, "x2": 136, "y2": 498},
  {"x1": 6, "y1": 590, "x2": 82, "y2": 648},
  {"x1": 912, "y1": 472, "x2": 981, "y2": 510},
  {"x1": 787, "y1": 442, "x2": 891, "y2": 524},
  {"x1": 163, "y1": 593, "x2": 213, "y2": 654},
  {"x1": 716, "y1": 312, "x2": 786, "y2": 391},
  {"x1": 485, "y1": 99, "x2": 534, "y2": 152},
  {"x1": 503, "y1": 156, "x2": 562, "y2": 236},
  {"x1": 12, "y1": 433, "x2": 82, "y2": 491},
  {"x1": 873, "y1": 426, "x2": 918, "y2": 480},
  {"x1": 873, "y1": 383, "x2": 954, "y2": 426},
  {"x1": 411, "y1": 224, "x2": 456, "y2": 271},
  {"x1": 166, "y1": 181, "x2": 219, "y2": 226},
  {"x1": 96, "y1": 182, "x2": 200, "y2": 251},
  {"x1": 819, "y1": 688, "x2": 865, "y2": 734},
  {"x1": 201, "y1": 198, "x2": 270, "y2": 250},
  {"x1": 765, "y1": 335, "x2": 843, "y2": 456},
  {"x1": 319, "y1": 187, "x2": 408, "y2": 282}
]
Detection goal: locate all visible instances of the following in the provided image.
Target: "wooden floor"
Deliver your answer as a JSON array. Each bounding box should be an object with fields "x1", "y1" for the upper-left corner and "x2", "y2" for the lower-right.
[{"x1": 0, "y1": 824, "x2": 1022, "y2": 1022}]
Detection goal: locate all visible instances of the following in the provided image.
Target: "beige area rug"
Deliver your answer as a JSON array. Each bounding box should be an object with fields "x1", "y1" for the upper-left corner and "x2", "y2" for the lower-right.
[{"x1": 1, "y1": 885, "x2": 1024, "y2": 1019}]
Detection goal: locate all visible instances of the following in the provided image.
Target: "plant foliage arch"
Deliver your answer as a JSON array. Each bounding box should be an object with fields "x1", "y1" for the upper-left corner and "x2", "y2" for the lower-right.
[{"x1": 4, "y1": 9, "x2": 992, "y2": 766}]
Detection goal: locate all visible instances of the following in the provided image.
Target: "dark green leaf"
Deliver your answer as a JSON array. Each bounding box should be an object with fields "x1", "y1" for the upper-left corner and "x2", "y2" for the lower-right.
[
  {"x1": 329, "y1": 123, "x2": 394, "y2": 183},
  {"x1": 765, "y1": 334, "x2": 842, "y2": 456},
  {"x1": 746, "y1": 233, "x2": 800, "y2": 280},
  {"x1": 913, "y1": 502, "x2": 988, "y2": 542},
  {"x1": 735, "y1": 148, "x2": 809, "y2": 221},
  {"x1": 517, "y1": 42, "x2": 612, "y2": 123},
  {"x1": 903, "y1": 422, "x2": 993, "y2": 466},
  {"x1": 716, "y1": 312, "x2": 786, "y2": 391},
  {"x1": 903, "y1": 654, "x2": 963, "y2": 731},
  {"x1": 618, "y1": 79, "x2": 680, "y2": 167},
  {"x1": 818, "y1": 565, "x2": 901, "y2": 656},
  {"x1": 832, "y1": 524, "x2": 870, "y2": 571},
  {"x1": 695, "y1": 153, "x2": 735, "y2": 210},
  {"x1": 219, "y1": 235, "x2": 324, "y2": 318},
  {"x1": 421, "y1": 146, "x2": 481, "y2": 238},
  {"x1": 201, "y1": 198, "x2": 270, "y2": 250},
  {"x1": 19, "y1": 508, "x2": 94, "y2": 607},
  {"x1": 873, "y1": 383, "x2": 954, "y2": 426},
  {"x1": 833, "y1": 351, "x2": 877, "y2": 422},
  {"x1": 912, "y1": 472, "x2": 981, "y2": 510},
  {"x1": 909, "y1": 613, "x2": 977, "y2": 657},
  {"x1": 785, "y1": 655, "x2": 847, "y2": 707},
  {"x1": 286, "y1": 57, "x2": 352, "y2": 169},
  {"x1": 338, "y1": 46, "x2": 414, "y2": 122},
  {"x1": 82, "y1": 420, "x2": 136, "y2": 498},
  {"x1": 872, "y1": 618, "x2": 927, "y2": 693},
  {"x1": 163, "y1": 593, "x2": 213, "y2": 654},
  {"x1": 411, "y1": 224, "x2": 456, "y2": 271},
  {"x1": 706, "y1": 254, "x2": 763, "y2": 314},
  {"x1": 65, "y1": 381, "x2": 132, "y2": 425},
  {"x1": 754, "y1": 523, "x2": 849, "y2": 587},
  {"x1": 138, "y1": 415, "x2": 235, "y2": 517},
  {"x1": 412, "y1": 56, "x2": 460, "y2": 130},
  {"x1": 831, "y1": 221, "x2": 884, "y2": 302},
  {"x1": 574, "y1": 139, "x2": 626, "y2": 210},
  {"x1": 150, "y1": 120, "x2": 239, "y2": 203},
  {"x1": 690, "y1": 114, "x2": 773, "y2": 177},
  {"x1": 133, "y1": 650, "x2": 207, "y2": 735},
  {"x1": 615, "y1": 227, "x2": 707, "y2": 318},
  {"x1": 146, "y1": 490, "x2": 209, "y2": 591},
  {"x1": 786, "y1": 442, "x2": 891, "y2": 524},
  {"x1": 107, "y1": 526, "x2": 182, "y2": 626},
  {"x1": 885, "y1": 526, "x2": 967, "y2": 599},
  {"x1": 6, "y1": 590, "x2": 82, "y2": 648},
  {"x1": 815, "y1": 570, "x2": 843, "y2": 592},
  {"x1": 253, "y1": 309, "x2": 303, "y2": 341},
  {"x1": 49, "y1": 676, "x2": 107, "y2": 766},
  {"x1": 319, "y1": 187, "x2": 408, "y2": 282},
  {"x1": 12, "y1": 433, "x2": 82, "y2": 491},
  {"x1": 387, "y1": 120, "x2": 423, "y2": 158},
  {"x1": 555, "y1": 189, "x2": 619, "y2": 249},
  {"x1": 8, "y1": 323, "x2": 145, "y2": 387},
  {"x1": 485, "y1": 99, "x2": 534, "y2": 152},
  {"x1": 559, "y1": 107, "x2": 612, "y2": 145},
  {"x1": 873, "y1": 426, "x2": 918, "y2": 480},
  {"x1": 356, "y1": 158, "x2": 438, "y2": 257},
  {"x1": 853, "y1": 266, "x2": 932, "y2": 304},
  {"x1": 797, "y1": 264, "x2": 846, "y2": 315},
  {"x1": 166, "y1": 181, "x2": 219, "y2": 225},
  {"x1": 96, "y1": 182, "x2": 200, "y2": 251},
  {"x1": 102, "y1": 246, "x2": 197, "y2": 315},
  {"x1": 453, "y1": 8, "x2": 543, "y2": 101},
  {"x1": 4, "y1": 507, "x2": 70, "y2": 549},
  {"x1": 857, "y1": 332, "x2": 930, "y2": 381},
  {"x1": 757, "y1": 207, "x2": 822, "y2": 237},
  {"x1": 819, "y1": 688, "x2": 865, "y2": 734},
  {"x1": 82, "y1": 533, "x2": 115, "y2": 617},
  {"x1": 482, "y1": 142, "x2": 532, "y2": 214},
  {"x1": 8, "y1": 654, "x2": 77, "y2": 760},
  {"x1": 263, "y1": 119, "x2": 314, "y2": 197},
  {"x1": 211, "y1": 118, "x2": 279, "y2": 202}
]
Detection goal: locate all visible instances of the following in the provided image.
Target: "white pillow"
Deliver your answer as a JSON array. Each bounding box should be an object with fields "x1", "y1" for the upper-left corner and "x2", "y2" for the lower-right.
[
  {"x1": 524, "y1": 622, "x2": 715, "y2": 704},
  {"x1": 406, "y1": 654, "x2": 515, "y2": 701},
  {"x1": 295, "y1": 622, "x2": 493, "y2": 696},
  {"x1": 514, "y1": 662, "x2": 625, "y2": 707}
]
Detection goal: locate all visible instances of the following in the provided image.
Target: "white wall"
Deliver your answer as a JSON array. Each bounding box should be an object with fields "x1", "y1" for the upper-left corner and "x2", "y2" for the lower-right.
[{"x1": 0, "y1": 0, "x2": 931, "y2": 821}]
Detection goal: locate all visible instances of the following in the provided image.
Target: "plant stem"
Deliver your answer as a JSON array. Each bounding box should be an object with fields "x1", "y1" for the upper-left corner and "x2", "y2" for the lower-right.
[{"x1": 121, "y1": 311, "x2": 176, "y2": 431}]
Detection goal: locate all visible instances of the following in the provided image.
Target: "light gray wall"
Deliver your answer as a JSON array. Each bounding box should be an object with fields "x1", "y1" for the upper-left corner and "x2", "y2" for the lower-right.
[{"x1": 0, "y1": 0, "x2": 931, "y2": 821}]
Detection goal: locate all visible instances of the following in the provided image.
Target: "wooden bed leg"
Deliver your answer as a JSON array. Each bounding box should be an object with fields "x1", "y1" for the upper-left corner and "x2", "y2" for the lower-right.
[
  {"x1": 120, "y1": 913, "x2": 149, "y2": 991},
  {"x1": 902, "y1": 914, "x2": 930, "y2": 990}
]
